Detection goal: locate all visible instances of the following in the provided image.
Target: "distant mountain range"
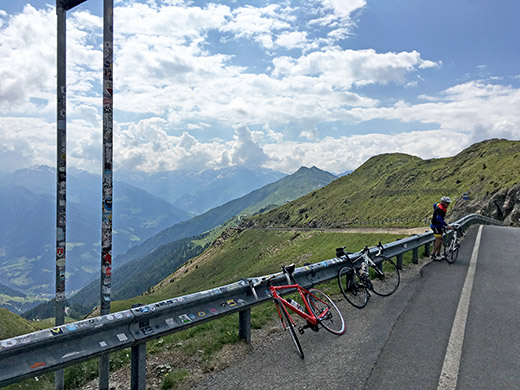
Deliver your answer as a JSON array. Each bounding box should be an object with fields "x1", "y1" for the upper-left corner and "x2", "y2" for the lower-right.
[
  {"x1": 9, "y1": 138, "x2": 519, "y2": 324},
  {"x1": 117, "y1": 166, "x2": 285, "y2": 215},
  {"x1": 67, "y1": 166, "x2": 338, "y2": 312},
  {"x1": 0, "y1": 282, "x2": 25, "y2": 297},
  {"x1": 0, "y1": 165, "x2": 285, "y2": 312}
]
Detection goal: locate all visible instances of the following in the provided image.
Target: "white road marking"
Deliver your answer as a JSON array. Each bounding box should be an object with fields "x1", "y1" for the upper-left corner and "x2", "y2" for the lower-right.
[{"x1": 437, "y1": 224, "x2": 483, "y2": 390}]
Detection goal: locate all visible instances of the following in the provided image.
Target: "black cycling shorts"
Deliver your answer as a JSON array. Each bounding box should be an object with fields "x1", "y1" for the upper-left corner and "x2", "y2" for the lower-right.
[{"x1": 431, "y1": 227, "x2": 443, "y2": 237}]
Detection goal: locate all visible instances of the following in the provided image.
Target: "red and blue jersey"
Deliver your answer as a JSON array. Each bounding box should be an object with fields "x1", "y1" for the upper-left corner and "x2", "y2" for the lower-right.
[{"x1": 430, "y1": 202, "x2": 447, "y2": 228}]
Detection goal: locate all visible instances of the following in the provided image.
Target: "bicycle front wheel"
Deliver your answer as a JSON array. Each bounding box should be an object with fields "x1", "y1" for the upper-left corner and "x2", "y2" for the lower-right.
[
  {"x1": 445, "y1": 240, "x2": 459, "y2": 264},
  {"x1": 370, "y1": 256, "x2": 400, "y2": 296},
  {"x1": 338, "y1": 266, "x2": 368, "y2": 309},
  {"x1": 306, "y1": 288, "x2": 345, "y2": 335},
  {"x1": 276, "y1": 300, "x2": 304, "y2": 359}
]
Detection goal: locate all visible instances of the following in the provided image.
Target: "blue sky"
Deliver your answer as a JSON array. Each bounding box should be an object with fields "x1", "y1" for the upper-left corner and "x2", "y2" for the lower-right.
[{"x1": 1, "y1": 0, "x2": 519, "y2": 175}]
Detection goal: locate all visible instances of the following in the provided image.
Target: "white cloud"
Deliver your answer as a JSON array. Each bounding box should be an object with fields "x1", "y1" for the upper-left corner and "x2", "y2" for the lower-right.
[
  {"x1": 230, "y1": 123, "x2": 269, "y2": 167},
  {"x1": 271, "y1": 49, "x2": 440, "y2": 89},
  {"x1": 309, "y1": 0, "x2": 365, "y2": 38},
  {"x1": 1, "y1": 1, "x2": 518, "y2": 177},
  {"x1": 349, "y1": 82, "x2": 520, "y2": 136},
  {"x1": 262, "y1": 129, "x2": 468, "y2": 175},
  {"x1": 221, "y1": 4, "x2": 292, "y2": 49},
  {"x1": 320, "y1": 0, "x2": 366, "y2": 20},
  {"x1": 275, "y1": 31, "x2": 309, "y2": 50},
  {"x1": 0, "y1": 6, "x2": 55, "y2": 112}
]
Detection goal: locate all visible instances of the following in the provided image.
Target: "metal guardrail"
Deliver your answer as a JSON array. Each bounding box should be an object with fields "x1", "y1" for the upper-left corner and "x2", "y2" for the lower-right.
[{"x1": 0, "y1": 214, "x2": 503, "y2": 388}]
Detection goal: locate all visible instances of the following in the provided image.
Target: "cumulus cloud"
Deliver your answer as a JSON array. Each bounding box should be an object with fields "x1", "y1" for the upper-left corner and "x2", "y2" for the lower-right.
[
  {"x1": 349, "y1": 81, "x2": 520, "y2": 136},
  {"x1": 0, "y1": 6, "x2": 55, "y2": 112},
  {"x1": 262, "y1": 129, "x2": 469, "y2": 175},
  {"x1": 230, "y1": 123, "x2": 269, "y2": 167},
  {"x1": 1, "y1": 0, "x2": 518, "y2": 177}
]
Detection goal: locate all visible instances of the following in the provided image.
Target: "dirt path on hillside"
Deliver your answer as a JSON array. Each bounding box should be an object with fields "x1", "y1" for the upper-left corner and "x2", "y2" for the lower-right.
[{"x1": 253, "y1": 226, "x2": 431, "y2": 235}]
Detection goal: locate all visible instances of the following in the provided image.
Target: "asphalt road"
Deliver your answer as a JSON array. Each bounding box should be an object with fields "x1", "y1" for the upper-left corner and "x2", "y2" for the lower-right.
[{"x1": 191, "y1": 225, "x2": 520, "y2": 390}]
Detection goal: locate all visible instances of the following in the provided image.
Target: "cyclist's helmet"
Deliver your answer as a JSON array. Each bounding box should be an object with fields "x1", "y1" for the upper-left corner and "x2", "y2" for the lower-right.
[{"x1": 441, "y1": 196, "x2": 451, "y2": 204}]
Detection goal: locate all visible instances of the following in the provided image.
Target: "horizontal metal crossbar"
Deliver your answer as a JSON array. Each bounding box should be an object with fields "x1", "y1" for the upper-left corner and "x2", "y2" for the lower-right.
[{"x1": 0, "y1": 214, "x2": 502, "y2": 386}]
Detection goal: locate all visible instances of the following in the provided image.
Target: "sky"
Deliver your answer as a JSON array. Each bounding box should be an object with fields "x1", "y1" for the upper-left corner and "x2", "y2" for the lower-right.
[{"x1": 1, "y1": 0, "x2": 519, "y2": 176}]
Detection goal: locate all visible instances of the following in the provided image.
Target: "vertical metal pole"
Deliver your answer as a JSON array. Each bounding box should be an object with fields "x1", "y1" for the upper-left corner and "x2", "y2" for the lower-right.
[
  {"x1": 131, "y1": 343, "x2": 147, "y2": 390},
  {"x1": 55, "y1": 2, "x2": 67, "y2": 389},
  {"x1": 99, "y1": 0, "x2": 114, "y2": 388}
]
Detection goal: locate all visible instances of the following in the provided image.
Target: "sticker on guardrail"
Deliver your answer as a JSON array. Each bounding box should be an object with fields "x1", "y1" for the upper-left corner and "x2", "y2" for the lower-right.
[{"x1": 117, "y1": 333, "x2": 128, "y2": 342}]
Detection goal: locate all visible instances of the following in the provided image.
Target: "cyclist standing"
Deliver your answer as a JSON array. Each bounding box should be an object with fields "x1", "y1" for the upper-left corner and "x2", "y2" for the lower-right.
[{"x1": 430, "y1": 196, "x2": 453, "y2": 260}]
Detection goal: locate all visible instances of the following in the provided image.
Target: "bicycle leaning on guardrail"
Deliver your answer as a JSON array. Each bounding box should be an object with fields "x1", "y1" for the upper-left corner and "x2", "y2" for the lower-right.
[
  {"x1": 336, "y1": 243, "x2": 400, "y2": 309},
  {"x1": 441, "y1": 223, "x2": 462, "y2": 264},
  {"x1": 251, "y1": 264, "x2": 345, "y2": 359}
]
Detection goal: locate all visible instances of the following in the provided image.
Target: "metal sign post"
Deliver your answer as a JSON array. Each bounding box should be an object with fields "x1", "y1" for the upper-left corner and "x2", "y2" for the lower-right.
[
  {"x1": 99, "y1": 0, "x2": 114, "y2": 388},
  {"x1": 55, "y1": 3, "x2": 67, "y2": 389},
  {"x1": 55, "y1": 1, "x2": 88, "y2": 389}
]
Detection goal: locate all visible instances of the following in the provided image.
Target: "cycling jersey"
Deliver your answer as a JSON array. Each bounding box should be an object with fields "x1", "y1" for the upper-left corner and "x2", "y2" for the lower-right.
[{"x1": 430, "y1": 202, "x2": 448, "y2": 228}]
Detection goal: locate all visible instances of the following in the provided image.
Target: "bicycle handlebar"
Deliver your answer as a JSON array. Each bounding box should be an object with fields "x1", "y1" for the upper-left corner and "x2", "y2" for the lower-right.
[
  {"x1": 376, "y1": 242, "x2": 384, "y2": 256},
  {"x1": 338, "y1": 242, "x2": 385, "y2": 259},
  {"x1": 361, "y1": 242, "x2": 384, "y2": 257},
  {"x1": 250, "y1": 276, "x2": 269, "y2": 300}
]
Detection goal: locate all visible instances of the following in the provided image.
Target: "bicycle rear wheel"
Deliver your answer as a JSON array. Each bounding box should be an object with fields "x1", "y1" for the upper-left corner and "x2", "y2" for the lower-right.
[
  {"x1": 370, "y1": 256, "x2": 400, "y2": 296},
  {"x1": 305, "y1": 288, "x2": 345, "y2": 335},
  {"x1": 276, "y1": 300, "x2": 304, "y2": 359},
  {"x1": 338, "y1": 266, "x2": 368, "y2": 309}
]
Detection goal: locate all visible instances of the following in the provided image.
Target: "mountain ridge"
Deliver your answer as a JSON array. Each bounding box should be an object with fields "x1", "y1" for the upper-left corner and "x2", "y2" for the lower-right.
[
  {"x1": 66, "y1": 166, "x2": 337, "y2": 312},
  {"x1": 240, "y1": 138, "x2": 520, "y2": 229}
]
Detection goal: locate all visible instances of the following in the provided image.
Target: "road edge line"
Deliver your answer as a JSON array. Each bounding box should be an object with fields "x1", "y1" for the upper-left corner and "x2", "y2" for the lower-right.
[{"x1": 437, "y1": 224, "x2": 483, "y2": 390}]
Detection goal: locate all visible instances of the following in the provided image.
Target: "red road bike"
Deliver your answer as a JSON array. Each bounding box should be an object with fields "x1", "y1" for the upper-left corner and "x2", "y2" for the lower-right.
[{"x1": 252, "y1": 264, "x2": 345, "y2": 359}]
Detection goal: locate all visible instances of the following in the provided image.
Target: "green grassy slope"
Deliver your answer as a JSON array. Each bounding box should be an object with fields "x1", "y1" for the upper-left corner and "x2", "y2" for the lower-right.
[
  {"x1": 242, "y1": 139, "x2": 520, "y2": 228},
  {"x1": 65, "y1": 166, "x2": 336, "y2": 313},
  {"x1": 0, "y1": 308, "x2": 38, "y2": 340},
  {"x1": 117, "y1": 166, "x2": 337, "y2": 266},
  {"x1": 110, "y1": 229, "x2": 409, "y2": 312},
  {"x1": 110, "y1": 138, "x2": 520, "y2": 312}
]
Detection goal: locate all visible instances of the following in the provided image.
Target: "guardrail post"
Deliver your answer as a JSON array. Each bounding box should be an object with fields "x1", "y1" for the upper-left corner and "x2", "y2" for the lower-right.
[
  {"x1": 424, "y1": 242, "x2": 431, "y2": 257},
  {"x1": 238, "y1": 308, "x2": 251, "y2": 344},
  {"x1": 412, "y1": 248, "x2": 418, "y2": 264},
  {"x1": 395, "y1": 254, "x2": 403, "y2": 270},
  {"x1": 131, "y1": 343, "x2": 146, "y2": 390}
]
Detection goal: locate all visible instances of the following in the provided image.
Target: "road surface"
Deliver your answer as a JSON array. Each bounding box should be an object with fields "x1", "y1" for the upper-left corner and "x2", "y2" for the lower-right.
[{"x1": 191, "y1": 225, "x2": 520, "y2": 390}]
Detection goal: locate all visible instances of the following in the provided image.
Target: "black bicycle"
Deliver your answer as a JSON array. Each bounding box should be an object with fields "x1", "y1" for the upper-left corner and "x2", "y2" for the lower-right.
[{"x1": 337, "y1": 243, "x2": 400, "y2": 309}]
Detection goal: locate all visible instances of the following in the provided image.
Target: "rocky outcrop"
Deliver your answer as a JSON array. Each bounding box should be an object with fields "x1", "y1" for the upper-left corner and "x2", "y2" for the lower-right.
[{"x1": 451, "y1": 184, "x2": 520, "y2": 226}]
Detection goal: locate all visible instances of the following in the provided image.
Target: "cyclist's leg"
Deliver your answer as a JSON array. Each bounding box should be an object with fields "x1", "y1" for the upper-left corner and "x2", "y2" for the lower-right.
[
  {"x1": 442, "y1": 231, "x2": 453, "y2": 261},
  {"x1": 431, "y1": 228, "x2": 443, "y2": 259}
]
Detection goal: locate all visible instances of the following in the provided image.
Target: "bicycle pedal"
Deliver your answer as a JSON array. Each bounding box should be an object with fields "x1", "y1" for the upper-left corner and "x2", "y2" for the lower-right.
[{"x1": 298, "y1": 326, "x2": 305, "y2": 335}]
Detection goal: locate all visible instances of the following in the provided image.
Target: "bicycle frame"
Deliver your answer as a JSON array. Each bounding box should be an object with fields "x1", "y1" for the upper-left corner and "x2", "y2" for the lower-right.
[
  {"x1": 444, "y1": 225, "x2": 460, "y2": 250},
  {"x1": 270, "y1": 284, "x2": 329, "y2": 328},
  {"x1": 359, "y1": 246, "x2": 384, "y2": 275}
]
